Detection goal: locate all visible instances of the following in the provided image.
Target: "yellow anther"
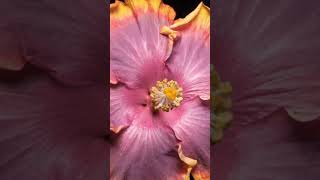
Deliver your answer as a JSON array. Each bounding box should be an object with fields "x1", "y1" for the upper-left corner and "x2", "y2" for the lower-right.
[
  {"x1": 150, "y1": 79, "x2": 183, "y2": 112},
  {"x1": 164, "y1": 87, "x2": 177, "y2": 101}
]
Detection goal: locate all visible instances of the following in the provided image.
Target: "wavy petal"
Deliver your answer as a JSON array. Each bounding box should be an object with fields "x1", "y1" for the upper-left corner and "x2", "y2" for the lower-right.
[
  {"x1": 162, "y1": 2, "x2": 210, "y2": 100},
  {"x1": 110, "y1": 85, "x2": 148, "y2": 133},
  {"x1": 177, "y1": 144, "x2": 198, "y2": 180},
  {"x1": 213, "y1": 110, "x2": 320, "y2": 180},
  {"x1": 1, "y1": 0, "x2": 107, "y2": 85},
  {"x1": 163, "y1": 99, "x2": 210, "y2": 178},
  {"x1": 0, "y1": 67, "x2": 107, "y2": 179},
  {"x1": 213, "y1": 0, "x2": 320, "y2": 179},
  {"x1": 168, "y1": 2, "x2": 210, "y2": 35},
  {"x1": 213, "y1": 0, "x2": 320, "y2": 122},
  {"x1": 110, "y1": 0, "x2": 175, "y2": 88},
  {"x1": 110, "y1": 108, "x2": 190, "y2": 180}
]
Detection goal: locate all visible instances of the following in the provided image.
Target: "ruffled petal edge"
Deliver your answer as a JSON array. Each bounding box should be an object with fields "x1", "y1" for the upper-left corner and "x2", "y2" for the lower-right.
[
  {"x1": 160, "y1": 2, "x2": 210, "y2": 43},
  {"x1": 177, "y1": 144, "x2": 198, "y2": 180}
]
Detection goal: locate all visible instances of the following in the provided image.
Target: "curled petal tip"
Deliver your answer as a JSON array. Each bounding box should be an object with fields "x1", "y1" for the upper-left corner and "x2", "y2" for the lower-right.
[
  {"x1": 160, "y1": 26, "x2": 180, "y2": 61},
  {"x1": 160, "y1": 26, "x2": 179, "y2": 40},
  {"x1": 110, "y1": 0, "x2": 119, "y2": 9},
  {"x1": 169, "y1": 2, "x2": 210, "y2": 31},
  {"x1": 200, "y1": 95, "x2": 210, "y2": 101},
  {"x1": 286, "y1": 107, "x2": 320, "y2": 122},
  {"x1": 110, "y1": 79, "x2": 118, "y2": 85},
  {"x1": 110, "y1": 70, "x2": 118, "y2": 84},
  {"x1": 178, "y1": 144, "x2": 197, "y2": 167},
  {"x1": 110, "y1": 125, "x2": 129, "y2": 134},
  {"x1": 177, "y1": 144, "x2": 198, "y2": 180},
  {"x1": 110, "y1": 77, "x2": 118, "y2": 85}
]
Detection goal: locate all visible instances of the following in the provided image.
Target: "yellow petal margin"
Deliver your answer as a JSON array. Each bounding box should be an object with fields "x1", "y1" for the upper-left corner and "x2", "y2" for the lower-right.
[
  {"x1": 161, "y1": 2, "x2": 210, "y2": 32},
  {"x1": 171, "y1": 2, "x2": 210, "y2": 31},
  {"x1": 110, "y1": 124, "x2": 129, "y2": 134},
  {"x1": 160, "y1": 26, "x2": 179, "y2": 61},
  {"x1": 160, "y1": 2, "x2": 210, "y2": 60},
  {"x1": 111, "y1": 0, "x2": 176, "y2": 29},
  {"x1": 192, "y1": 166, "x2": 210, "y2": 180},
  {"x1": 110, "y1": 0, "x2": 134, "y2": 21},
  {"x1": 110, "y1": 0, "x2": 135, "y2": 29},
  {"x1": 124, "y1": 0, "x2": 175, "y2": 20},
  {"x1": 177, "y1": 144, "x2": 198, "y2": 180}
]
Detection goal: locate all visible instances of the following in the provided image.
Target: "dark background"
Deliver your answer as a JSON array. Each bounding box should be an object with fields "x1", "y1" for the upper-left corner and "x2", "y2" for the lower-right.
[
  {"x1": 163, "y1": 0, "x2": 210, "y2": 18},
  {"x1": 110, "y1": 0, "x2": 210, "y2": 18}
]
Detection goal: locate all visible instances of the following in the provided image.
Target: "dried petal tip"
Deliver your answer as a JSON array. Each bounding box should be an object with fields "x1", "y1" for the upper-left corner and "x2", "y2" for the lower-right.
[{"x1": 150, "y1": 79, "x2": 183, "y2": 112}]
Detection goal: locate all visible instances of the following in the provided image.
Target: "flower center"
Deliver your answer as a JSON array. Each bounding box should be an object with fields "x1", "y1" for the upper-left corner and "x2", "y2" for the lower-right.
[{"x1": 150, "y1": 79, "x2": 183, "y2": 112}]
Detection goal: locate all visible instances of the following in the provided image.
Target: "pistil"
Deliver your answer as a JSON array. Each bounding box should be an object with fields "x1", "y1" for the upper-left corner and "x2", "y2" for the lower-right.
[{"x1": 150, "y1": 79, "x2": 183, "y2": 112}]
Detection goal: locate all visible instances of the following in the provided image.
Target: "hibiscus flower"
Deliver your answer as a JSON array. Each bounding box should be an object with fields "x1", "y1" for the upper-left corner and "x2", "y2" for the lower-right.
[
  {"x1": 212, "y1": 0, "x2": 320, "y2": 179},
  {"x1": 0, "y1": 0, "x2": 108, "y2": 179},
  {"x1": 110, "y1": 0, "x2": 210, "y2": 179}
]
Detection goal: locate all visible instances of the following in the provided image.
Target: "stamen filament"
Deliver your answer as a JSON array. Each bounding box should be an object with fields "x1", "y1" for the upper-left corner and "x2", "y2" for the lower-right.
[{"x1": 150, "y1": 79, "x2": 183, "y2": 112}]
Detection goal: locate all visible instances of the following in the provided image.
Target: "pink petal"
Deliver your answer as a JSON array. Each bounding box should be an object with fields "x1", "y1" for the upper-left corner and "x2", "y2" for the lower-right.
[
  {"x1": 110, "y1": 1, "x2": 175, "y2": 89},
  {"x1": 0, "y1": 67, "x2": 107, "y2": 180},
  {"x1": 213, "y1": 0, "x2": 320, "y2": 179},
  {"x1": 1, "y1": 0, "x2": 107, "y2": 85},
  {"x1": 164, "y1": 3, "x2": 210, "y2": 100},
  {"x1": 110, "y1": 65, "x2": 118, "y2": 85},
  {"x1": 213, "y1": 110, "x2": 320, "y2": 179},
  {"x1": 110, "y1": 85, "x2": 147, "y2": 131},
  {"x1": 164, "y1": 99, "x2": 210, "y2": 177},
  {"x1": 110, "y1": 108, "x2": 188, "y2": 179},
  {"x1": 166, "y1": 33, "x2": 210, "y2": 101},
  {"x1": 214, "y1": 0, "x2": 320, "y2": 122}
]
